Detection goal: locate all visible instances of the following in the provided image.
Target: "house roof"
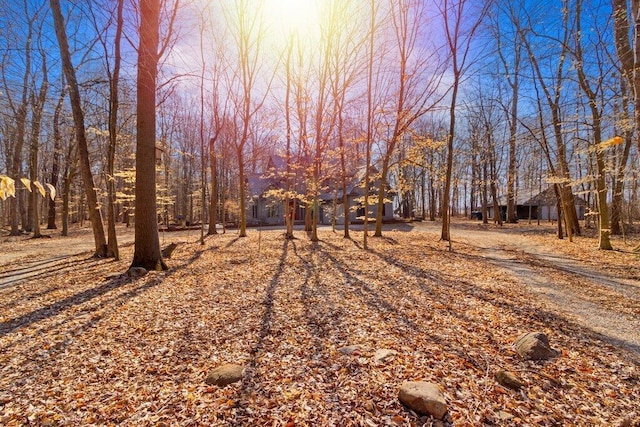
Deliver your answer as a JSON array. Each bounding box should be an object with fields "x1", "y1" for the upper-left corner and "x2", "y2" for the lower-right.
[
  {"x1": 247, "y1": 173, "x2": 273, "y2": 198},
  {"x1": 249, "y1": 154, "x2": 390, "y2": 202},
  {"x1": 488, "y1": 187, "x2": 586, "y2": 208}
]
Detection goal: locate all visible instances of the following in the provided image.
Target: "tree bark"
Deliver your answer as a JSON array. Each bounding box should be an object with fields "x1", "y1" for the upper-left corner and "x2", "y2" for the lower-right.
[
  {"x1": 208, "y1": 138, "x2": 219, "y2": 235},
  {"x1": 48, "y1": 85, "x2": 66, "y2": 229},
  {"x1": 106, "y1": 0, "x2": 124, "y2": 260},
  {"x1": 50, "y1": 0, "x2": 107, "y2": 256},
  {"x1": 8, "y1": 3, "x2": 33, "y2": 236},
  {"x1": 29, "y1": 56, "x2": 48, "y2": 238},
  {"x1": 131, "y1": 0, "x2": 166, "y2": 270}
]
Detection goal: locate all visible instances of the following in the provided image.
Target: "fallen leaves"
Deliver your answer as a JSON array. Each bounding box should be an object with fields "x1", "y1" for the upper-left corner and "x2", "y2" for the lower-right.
[{"x1": 0, "y1": 226, "x2": 638, "y2": 426}]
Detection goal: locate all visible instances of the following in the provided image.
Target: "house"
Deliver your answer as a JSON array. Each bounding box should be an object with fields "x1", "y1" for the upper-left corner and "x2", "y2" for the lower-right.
[
  {"x1": 245, "y1": 155, "x2": 394, "y2": 226},
  {"x1": 319, "y1": 166, "x2": 394, "y2": 225},
  {"x1": 486, "y1": 187, "x2": 586, "y2": 221},
  {"x1": 246, "y1": 155, "x2": 306, "y2": 226}
]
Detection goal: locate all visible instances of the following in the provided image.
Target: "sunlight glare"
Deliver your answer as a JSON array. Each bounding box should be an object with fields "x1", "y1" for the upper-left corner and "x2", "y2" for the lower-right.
[{"x1": 263, "y1": 0, "x2": 320, "y2": 37}]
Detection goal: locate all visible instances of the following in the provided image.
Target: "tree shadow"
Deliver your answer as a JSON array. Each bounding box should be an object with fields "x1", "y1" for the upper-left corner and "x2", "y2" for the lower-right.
[
  {"x1": 238, "y1": 239, "x2": 289, "y2": 396},
  {"x1": 224, "y1": 237, "x2": 242, "y2": 249},
  {"x1": 366, "y1": 246, "x2": 640, "y2": 362},
  {"x1": 0, "y1": 256, "x2": 98, "y2": 290},
  {"x1": 0, "y1": 247, "x2": 206, "y2": 345}
]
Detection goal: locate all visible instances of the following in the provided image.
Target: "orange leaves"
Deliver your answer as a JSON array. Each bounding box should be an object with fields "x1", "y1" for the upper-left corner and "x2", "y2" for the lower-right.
[{"x1": 0, "y1": 227, "x2": 638, "y2": 425}]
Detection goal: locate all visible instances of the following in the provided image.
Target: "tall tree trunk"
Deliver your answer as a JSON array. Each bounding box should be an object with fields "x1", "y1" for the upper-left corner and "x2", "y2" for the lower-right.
[
  {"x1": 363, "y1": 0, "x2": 376, "y2": 250},
  {"x1": 8, "y1": 4, "x2": 33, "y2": 236},
  {"x1": 208, "y1": 138, "x2": 219, "y2": 235},
  {"x1": 284, "y1": 38, "x2": 295, "y2": 239},
  {"x1": 610, "y1": 77, "x2": 633, "y2": 235},
  {"x1": 61, "y1": 143, "x2": 77, "y2": 237},
  {"x1": 29, "y1": 58, "x2": 48, "y2": 238},
  {"x1": 131, "y1": 0, "x2": 166, "y2": 270},
  {"x1": 48, "y1": 85, "x2": 66, "y2": 229},
  {"x1": 573, "y1": 2, "x2": 611, "y2": 249},
  {"x1": 106, "y1": 0, "x2": 124, "y2": 260},
  {"x1": 238, "y1": 148, "x2": 247, "y2": 237},
  {"x1": 441, "y1": 71, "x2": 458, "y2": 241},
  {"x1": 50, "y1": 0, "x2": 107, "y2": 256}
]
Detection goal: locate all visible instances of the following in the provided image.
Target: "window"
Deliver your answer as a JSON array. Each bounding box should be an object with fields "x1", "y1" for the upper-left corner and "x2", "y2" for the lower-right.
[{"x1": 252, "y1": 204, "x2": 258, "y2": 219}]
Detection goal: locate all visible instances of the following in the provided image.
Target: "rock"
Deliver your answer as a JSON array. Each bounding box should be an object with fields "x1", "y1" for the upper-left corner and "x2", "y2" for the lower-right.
[
  {"x1": 338, "y1": 345, "x2": 362, "y2": 355},
  {"x1": 398, "y1": 381, "x2": 447, "y2": 420},
  {"x1": 205, "y1": 364, "x2": 244, "y2": 386},
  {"x1": 495, "y1": 411, "x2": 515, "y2": 421},
  {"x1": 618, "y1": 412, "x2": 640, "y2": 427},
  {"x1": 495, "y1": 370, "x2": 525, "y2": 390},
  {"x1": 373, "y1": 349, "x2": 397, "y2": 365},
  {"x1": 514, "y1": 332, "x2": 557, "y2": 361},
  {"x1": 127, "y1": 267, "x2": 148, "y2": 278}
]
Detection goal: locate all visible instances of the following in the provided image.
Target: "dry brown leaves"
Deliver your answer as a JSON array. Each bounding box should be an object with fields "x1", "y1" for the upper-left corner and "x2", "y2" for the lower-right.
[{"x1": 0, "y1": 226, "x2": 638, "y2": 426}]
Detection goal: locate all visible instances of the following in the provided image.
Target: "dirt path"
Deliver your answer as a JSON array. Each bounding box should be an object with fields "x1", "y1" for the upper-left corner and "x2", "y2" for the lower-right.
[{"x1": 427, "y1": 222, "x2": 640, "y2": 360}]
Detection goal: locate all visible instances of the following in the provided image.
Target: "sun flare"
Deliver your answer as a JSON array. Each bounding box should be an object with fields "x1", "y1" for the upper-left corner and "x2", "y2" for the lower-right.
[{"x1": 263, "y1": 0, "x2": 320, "y2": 38}]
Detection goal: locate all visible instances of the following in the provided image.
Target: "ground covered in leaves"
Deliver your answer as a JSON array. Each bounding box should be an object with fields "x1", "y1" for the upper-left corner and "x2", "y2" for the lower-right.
[{"x1": 1, "y1": 226, "x2": 639, "y2": 426}]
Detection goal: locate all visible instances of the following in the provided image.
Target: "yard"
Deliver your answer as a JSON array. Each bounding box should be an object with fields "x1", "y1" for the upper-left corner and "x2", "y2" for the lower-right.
[{"x1": 0, "y1": 221, "x2": 638, "y2": 426}]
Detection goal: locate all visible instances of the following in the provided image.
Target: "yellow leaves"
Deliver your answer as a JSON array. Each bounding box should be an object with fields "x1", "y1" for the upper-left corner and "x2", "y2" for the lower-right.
[
  {"x1": 20, "y1": 177, "x2": 32, "y2": 192},
  {"x1": 0, "y1": 176, "x2": 54, "y2": 200},
  {"x1": 593, "y1": 135, "x2": 624, "y2": 153},
  {"x1": 0, "y1": 175, "x2": 15, "y2": 200},
  {"x1": 601, "y1": 136, "x2": 623, "y2": 148},
  {"x1": 45, "y1": 183, "x2": 56, "y2": 201},
  {"x1": 1, "y1": 229, "x2": 639, "y2": 425},
  {"x1": 33, "y1": 181, "x2": 46, "y2": 197}
]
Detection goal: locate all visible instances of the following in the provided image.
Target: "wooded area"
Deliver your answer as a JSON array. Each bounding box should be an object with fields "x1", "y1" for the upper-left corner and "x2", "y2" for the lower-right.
[
  {"x1": 1, "y1": 0, "x2": 640, "y2": 258},
  {"x1": 2, "y1": 1, "x2": 640, "y2": 424}
]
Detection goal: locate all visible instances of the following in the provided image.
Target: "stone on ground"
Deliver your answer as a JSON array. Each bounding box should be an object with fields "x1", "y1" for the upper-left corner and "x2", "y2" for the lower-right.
[
  {"x1": 373, "y1": 349, "x2": 397, "y2": 365},
  {"x1": 514, "y1": 332, "x2": 558, "y2": 361},
  {"x1": 337, "y1": 345, "x2": 362, "y2": 355},
  {"x1": 398, "y1": 381, "x2": 447, "y2": 420},
  {"x1": 205, "y1": 363, "x2": 244, "y2": 386},
  {"x1": 617, "y1": 412, "x2": 640, "y2": 427},
  {"x1": 495, "y1": 370, "x2": 525, "y2": 390}
]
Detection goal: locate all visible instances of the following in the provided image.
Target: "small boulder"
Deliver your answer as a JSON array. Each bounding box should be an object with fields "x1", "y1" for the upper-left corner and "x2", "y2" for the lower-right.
[
  {"x1": 127, "y1": 267, "x2": 148, "y2": 278},
  {"x1": 617, "y1": 412, "x2": 640, "y2": 427},
  {"x1": 495, "y1": 370, "x2": 525, "y2": 390},
  {"x1": 205, "y1": 364, "x2": 244, "y2": 386},
  {"x1": 514, "y1": 332, "x2": 557, "y2": 361},
  {"x1": 398, "y1": 381, "x2": 447, "y2": 420},
  {"x1": 373, "y1": 349, "x2": 397, "y2": 365},
  {"x1": 338, "y1": 345, "x2": 362, "y2": 356}
]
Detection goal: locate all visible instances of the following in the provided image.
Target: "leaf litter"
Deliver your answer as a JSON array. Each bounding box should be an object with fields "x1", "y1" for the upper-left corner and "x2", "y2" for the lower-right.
[{"x1": 0, "y1": 227, "x2": 638, "y2": 426}]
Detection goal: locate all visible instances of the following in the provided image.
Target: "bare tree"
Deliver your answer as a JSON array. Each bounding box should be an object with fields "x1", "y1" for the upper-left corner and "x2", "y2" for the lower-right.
[
  {"x1": 221, "y1": 0, "x2": 270, "y2": 238},
  {"x1": 3, "y1": 0, "x2": 37, "y2": 235},
  {"x1": 86, "y1": 0, "x2": 125, "y2": 258},
  {"x1": 612, "y1": 0, "x2": 640, "y2": 150},
  {"x1": 363, "y1": 0, "x2": 378, "y2": 250},
  {"x1": 28, "y1": 32, "x2": 49, "y2": 238},
  {"x1": 492, "y1": 2, "x2": 521, "y2": 224},
  {"x1": 50, "y1": 0, "x2": 108, "y2": 256},
  {"x1": 573, "y1": 0, "x2": 613, "y2": 249},
  {"x1": 440, "y1": 0, "x2": 487, "y2": 243},
  {"x1": 130, "y1": 0, "x2": 167, "y2": 270},
  {"x1": 47, "y1": 83, "x2": 66, "y2": 230},
  {"x1": 514, "y1": 1, "x2": 581, "y2": 239},
  {"x1": 373, "y1": 0, "x2": 444, "y2": 238}
]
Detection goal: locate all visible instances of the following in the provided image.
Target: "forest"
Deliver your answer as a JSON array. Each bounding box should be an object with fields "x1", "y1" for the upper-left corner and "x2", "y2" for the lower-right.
[
  {"x1": 1, "y1": 0, "x2": 640, "y2": 425},
  {"x1": 1, "y1": 0, "x2": 639, "y2": 257}
]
